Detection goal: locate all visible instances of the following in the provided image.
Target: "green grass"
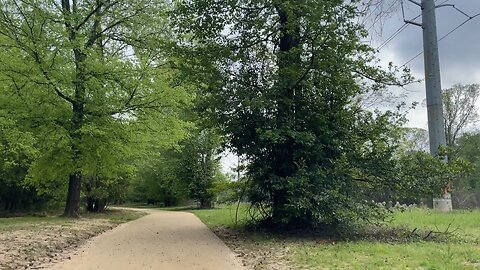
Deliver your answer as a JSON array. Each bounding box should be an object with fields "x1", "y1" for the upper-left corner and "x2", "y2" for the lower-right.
[
  {"x1": 190, "y1": 204, "x2": 250, "y2": 228},
  {"x1": 82, "y1": 209, "x2": 146, "y2": 224},
  {"x1": 392, "y1": 208, "x2": 480, "y2": 238},
  {"x1": 296, "y1": 209, "x2": 480, "y2": 269},
  {"x1": 190, "y1": 205, "x2": 480, "y2": 269},
  {"x1": 0, "y1": 216, "x2": 71, "y2": 231},
  {"x1": 0, "y1": 209, "x2": 145, "y2": 231},
  {"x1": 294, "y1": 241, "x2": 480, "y2": 270}
]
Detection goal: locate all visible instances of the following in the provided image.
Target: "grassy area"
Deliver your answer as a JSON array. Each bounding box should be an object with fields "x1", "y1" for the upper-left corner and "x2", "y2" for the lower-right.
[
  {"x1": 392, "y1": 208, "x2": 480, "y2": 238},
  {"x1": 0, "y1": 216, "x2": 68, "y2": 231},
  {"x1": 0, "y1": 209, "x2": 145, "y2": 231},
  {"x1": 294, "y1": 241, "x2": 480, "y2": 269},
  {"x1": 191, "y1": 205, "x2": 480, "y2": 270},
  {"x1": 190, "y1": 204, "x2": 250, "y2": 228},
  {"x1": 83, "y1": 209, "x2": 146, "y2": 223}
]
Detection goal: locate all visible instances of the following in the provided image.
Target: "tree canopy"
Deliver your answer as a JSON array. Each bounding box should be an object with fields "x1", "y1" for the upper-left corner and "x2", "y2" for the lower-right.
[
  {"x1": 171, "y1": 0, "x2": 450, "y2": 228},
  {"x1": 0, "y1": 0, "x2": 190, "y2": 216}
]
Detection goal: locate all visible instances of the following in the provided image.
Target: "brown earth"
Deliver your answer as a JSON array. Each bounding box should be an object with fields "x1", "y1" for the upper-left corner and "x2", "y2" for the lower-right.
[
  {"x1": 0, "y1": 211, "x2": 140, "y2": 270},
  {"x1": 211, "y1": 226, "x2": 293, "y2": 270}
]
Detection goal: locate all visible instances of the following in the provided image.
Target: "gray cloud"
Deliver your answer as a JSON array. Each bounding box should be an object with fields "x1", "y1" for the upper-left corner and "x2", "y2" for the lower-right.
[{"x1": 374, "y1": 0, "x2": 480, "y2": 128}]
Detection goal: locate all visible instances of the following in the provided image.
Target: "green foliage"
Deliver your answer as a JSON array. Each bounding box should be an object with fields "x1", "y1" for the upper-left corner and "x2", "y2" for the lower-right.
[
  {"x1": 0, "y1": 0, "x2": 191, "y2": 215},
  {"x1": 176, "y1": 129, "x2": 224, "y2": 208},
  {"x1": 209, "y1": 175, "x2": 246, "y2": 204},
  {"x1": 0, "y1": 115, "x2": 41, "y2": 210},
  {"x1": 130, "y1": 148, "x2": 187, "y2": 206},
  {"x1": 450, "y1": 133, "x2": 480, "y2": 208},
  {"x1": 174, "y1": 0, "x2": 428, "y2": 228},
  {"x1": 391, "y1": 150, "x2": 472, "y2": 200},
  {"x1": 398, "y1": 127, "x2": 429, "y2": 153},
  {"x1": 128, "y1": 127, "x2": 231, "y2": 208},
  {"x1": 454, "y1": 133, "x2": 480, "y2": 191}
]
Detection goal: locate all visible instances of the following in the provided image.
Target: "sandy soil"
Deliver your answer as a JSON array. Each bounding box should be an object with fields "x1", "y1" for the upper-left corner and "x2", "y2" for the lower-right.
[
  {"x1": 0, "y1": 218, "x2": 120, "y2": 270},
  {"x1": 50, "y1": 209, "x2": 246, "y2": 270}
]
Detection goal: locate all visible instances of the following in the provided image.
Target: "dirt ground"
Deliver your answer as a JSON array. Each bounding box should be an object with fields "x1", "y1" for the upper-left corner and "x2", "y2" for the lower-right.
[
  {"x1": 0, "y1": 217, "x2": 122, "y2": 270},
  {"x1": 211, "y1": 226, "x2": 293, "y2": 270}
]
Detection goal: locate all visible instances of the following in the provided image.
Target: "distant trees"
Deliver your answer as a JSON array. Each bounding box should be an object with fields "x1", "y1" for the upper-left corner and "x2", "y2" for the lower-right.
[
  {"x1": 397, "y1": 83, "x2": 480, "y2": 208},
  {"x1": 443, "y1": 83, "x2": 480, "y2": 147},
  {"x1": 130, "y1": 148, "x2": 185, "y2": 207},
  {"x1": 450, "y1": 133, "x2": 480, "y2": 208},
  {"x1": 176, "y1": 129, "x2": 223, "y2": 208},
  {"x1": 400, "y1": 127, "x2": 429, "y2": 153},
  {"x1": 455, "y1": 134, "x2": 480, "y2": 188},
  {"x1": 129, "y1": 128, "x2": 225, "y2": 209}
]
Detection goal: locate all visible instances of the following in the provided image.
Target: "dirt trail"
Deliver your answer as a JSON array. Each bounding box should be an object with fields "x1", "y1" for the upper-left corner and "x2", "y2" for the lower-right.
[{"x1": 50, "y1": 209, "x2": 245, "y2": 270}]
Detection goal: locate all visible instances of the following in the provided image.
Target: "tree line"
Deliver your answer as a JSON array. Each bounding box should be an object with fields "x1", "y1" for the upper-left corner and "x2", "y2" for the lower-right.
[{"x1": 0, "y1": 0, "x2": 476, "y2": 229}]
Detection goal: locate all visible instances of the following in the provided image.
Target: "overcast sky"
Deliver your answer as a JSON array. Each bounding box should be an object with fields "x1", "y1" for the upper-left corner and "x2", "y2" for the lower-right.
[
  {"x1": 372, "y1": 0, "x2": 480, "y2": 130},
  {"x1": 222, "y1": 0, "x2": 480, "y2": 172}
]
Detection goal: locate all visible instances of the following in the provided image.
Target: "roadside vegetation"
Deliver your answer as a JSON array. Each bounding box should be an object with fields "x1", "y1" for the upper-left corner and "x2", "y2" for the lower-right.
[{"x1": 191, "y1": 205, "x2": 480, "y2": 269}]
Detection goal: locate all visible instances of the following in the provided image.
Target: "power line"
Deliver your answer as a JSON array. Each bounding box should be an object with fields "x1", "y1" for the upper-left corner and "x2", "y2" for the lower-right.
[
  {"x1": 376, "y1": 0, "x2": 450, "y2": 50},
  {"x1": 375, "y1": 23, "x2": 412, "y2": 51},
  {"x1": 402, "y1": 51, "x2": 423, "y2": 67},
  {"x1": 402, "y1": 11, "x2": 480, "y2": 67},
  {"x1": 377, "y1": 23, "x2": 408, "y2": 50},
  {"x1": 438, "y1": 13, "x2": 480, "y2": 42}
]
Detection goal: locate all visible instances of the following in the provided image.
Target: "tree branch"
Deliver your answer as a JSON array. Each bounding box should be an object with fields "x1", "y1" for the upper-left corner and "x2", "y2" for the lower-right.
[{"x1": 75, "y1": 1, "x2": 105, "y2": 31}]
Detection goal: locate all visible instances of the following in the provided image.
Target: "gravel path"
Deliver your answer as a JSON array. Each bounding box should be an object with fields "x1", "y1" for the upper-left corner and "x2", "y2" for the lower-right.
[{"x1": 51, "y1": 209, "x2": 245, "y2": 270}]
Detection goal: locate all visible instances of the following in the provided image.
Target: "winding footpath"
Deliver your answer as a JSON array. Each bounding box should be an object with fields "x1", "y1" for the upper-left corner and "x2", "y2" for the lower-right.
[{"x1": 51, "y1": 209, "x2": 245, "y2": 270}]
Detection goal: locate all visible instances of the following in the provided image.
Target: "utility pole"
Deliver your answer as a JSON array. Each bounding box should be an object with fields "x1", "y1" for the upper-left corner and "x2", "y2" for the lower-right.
[
  {"x1": 421, "y1": 0, "x2": 446, "y2": 157},
  {"x1": 405, "y1": 0, "x2": 451, "y2": 211}
]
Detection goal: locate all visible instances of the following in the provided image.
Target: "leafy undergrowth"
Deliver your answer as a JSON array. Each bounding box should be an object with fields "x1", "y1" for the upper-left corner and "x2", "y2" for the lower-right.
[
  {"x1": 0, "y1": 209, "x2": 145, "y2": 270},
  {"x1": 191, "y1": 205, "x2": 480, "y2": 270}
]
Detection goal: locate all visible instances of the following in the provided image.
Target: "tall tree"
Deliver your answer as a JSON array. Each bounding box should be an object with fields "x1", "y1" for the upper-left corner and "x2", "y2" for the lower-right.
[
  {"x1": 443, "y1": 83, "x2": 480, "y2": 147},
  {"x1": 175, "y1": 0, "x2": 417, "y2": 227},
  {"x1": 176, "y1": 129, "x2": 223, "y2": 208},
  {"x1": 0, "y1": 0, "x2": 188, "y2": 217}
]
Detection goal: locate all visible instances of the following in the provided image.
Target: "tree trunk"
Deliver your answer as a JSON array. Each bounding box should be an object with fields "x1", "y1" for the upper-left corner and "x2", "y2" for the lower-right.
[
  {"x1": 200, "y1": 198, "x2": 212, "y2": 209},
  {"x1": 270, "y1": 1, "x2": 301, "y2": 224},
  {"x1": 96, "y1": 199, "x2": 106, "y2": 212},
  {"x1": 63, "y1": 173, "x2": 82, "y2": 217},
  {"x1": 61, "y1": 0, "x2": 87, "y2": 219},
  {"x1": 63, "y1": 99, "x2": 84, "y2": 217},
  {"x1": 86, "y1": 196, "x2": 95, "y2": 212}
]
